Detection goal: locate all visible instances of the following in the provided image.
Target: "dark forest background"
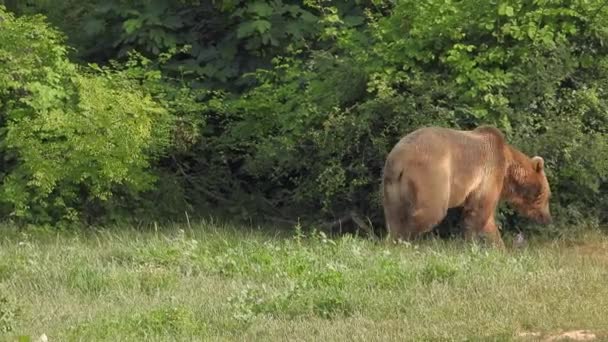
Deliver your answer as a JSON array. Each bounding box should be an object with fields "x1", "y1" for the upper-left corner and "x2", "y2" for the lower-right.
[{"x1": 2, "y1": 0, "x2": 608, "y2": 237}]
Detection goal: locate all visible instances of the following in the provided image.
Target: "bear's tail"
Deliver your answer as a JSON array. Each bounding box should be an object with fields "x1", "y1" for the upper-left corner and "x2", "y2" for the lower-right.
[{"x1": 381, "y1": 158, "x2": 414, "y2": 241}]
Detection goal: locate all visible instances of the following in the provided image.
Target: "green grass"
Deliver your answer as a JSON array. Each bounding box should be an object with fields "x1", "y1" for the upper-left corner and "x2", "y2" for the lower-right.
[{"x1": 1, "y1": 222, "x2": 608, "y2": 341}]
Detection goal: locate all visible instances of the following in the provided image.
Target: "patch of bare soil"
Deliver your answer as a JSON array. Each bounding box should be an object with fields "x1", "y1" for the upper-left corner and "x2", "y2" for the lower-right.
[
  {"x1": 547, "y1": 330, "x2": 597, "y2": 341},
  {"x1": 518, "y1": 330, "x2": 597, "y2": 341}
]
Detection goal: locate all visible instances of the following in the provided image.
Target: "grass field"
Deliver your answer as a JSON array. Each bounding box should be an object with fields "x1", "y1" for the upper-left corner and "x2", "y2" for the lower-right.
[{"x1": 1, "y1": 221, "x2": 608, "y2": 341}]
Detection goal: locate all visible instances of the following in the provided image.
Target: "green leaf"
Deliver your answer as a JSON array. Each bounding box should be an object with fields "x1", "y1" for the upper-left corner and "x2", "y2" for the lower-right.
[
  {"x1": 470, "y1": 108, "x2": 488, "y2": 118},
  {"x1": 253, "y1": 20, "x2": 271, "y2": 34},
  {"x1": 498, "y1": 3, "x2": 514, "y2": 17},
  {"x1": 527, "y1": 25, "x2": 537, "y2": 39},
  {"x1": 237, "y1": 21, "x2": 256, "y2": 38},
  {"x1": 541, "y1": 30, "x2": 554, "y2": 45},
  {"x1": 238, "y1": 20, "x2": 271, "y2": 38},
  {"x1": 299, "y1": 10, "x2": 318, "y2": 24},
  {"x1": 247, "y1": 1, "x2": 274, "y2": 17},
  {"x1": 123, "y1": 18, "x2": 143, "y2": 34}
]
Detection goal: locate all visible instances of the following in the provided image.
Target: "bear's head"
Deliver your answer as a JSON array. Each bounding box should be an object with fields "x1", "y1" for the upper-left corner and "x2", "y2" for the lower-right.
[{"x1": 506, "y1": 156, "x2": 552, "y2": 224}]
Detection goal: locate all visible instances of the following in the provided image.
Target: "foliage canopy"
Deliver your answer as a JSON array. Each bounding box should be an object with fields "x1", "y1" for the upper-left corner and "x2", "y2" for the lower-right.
[{"x1": 2, "y1": 0, "x2": 608, "y2": 234}]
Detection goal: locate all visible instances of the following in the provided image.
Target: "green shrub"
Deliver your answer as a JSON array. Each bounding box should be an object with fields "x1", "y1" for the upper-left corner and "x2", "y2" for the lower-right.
[
  {"x1": 183, "y1": 0, "x2": 608, "y2": 233},
  {"x1": 0, "y1": 6, "x2": 173, "y2": 224},
  {"x1": 4, "y1": 1, "x2": 608, "y2": 233}
]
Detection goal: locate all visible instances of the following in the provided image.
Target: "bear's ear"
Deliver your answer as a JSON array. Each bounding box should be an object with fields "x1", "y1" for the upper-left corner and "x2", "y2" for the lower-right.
[{"x1": 531, "y1": 156, "x2": 544, "y2": 173}]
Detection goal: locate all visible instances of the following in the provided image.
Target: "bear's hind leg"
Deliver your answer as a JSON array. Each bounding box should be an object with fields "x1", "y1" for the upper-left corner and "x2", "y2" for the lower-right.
[
  {"x1": 462, "y1": 194, "x2": 505, "y2": 249},
  {"x1": 384, "y1": 200, "x2": 410, "y2": 242},
  {"x1": 402, "y1": 169, "x2": 450, "y2": 241},
  {"x1": 404, "y1": 205, "x2": 448, "y2": 240},
  {"x1": 386, "y1": 201, "x2": 447, "y2": 242}
]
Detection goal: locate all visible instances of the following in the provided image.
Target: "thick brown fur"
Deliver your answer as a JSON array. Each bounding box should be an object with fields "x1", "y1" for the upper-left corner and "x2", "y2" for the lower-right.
[{"x1": 381, "y1": 125, "x2": 552, "y2": 248}]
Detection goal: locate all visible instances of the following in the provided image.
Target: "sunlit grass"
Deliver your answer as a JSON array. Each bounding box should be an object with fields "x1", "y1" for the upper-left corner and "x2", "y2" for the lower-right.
[{"x1": 1, "y1": 222, "x2": 608, "y2": 341}]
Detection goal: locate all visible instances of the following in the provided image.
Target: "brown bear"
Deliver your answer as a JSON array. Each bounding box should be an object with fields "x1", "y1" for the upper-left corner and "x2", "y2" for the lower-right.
[{"x1": 381, "y1": 125, "x2": 552, "y2": 248}]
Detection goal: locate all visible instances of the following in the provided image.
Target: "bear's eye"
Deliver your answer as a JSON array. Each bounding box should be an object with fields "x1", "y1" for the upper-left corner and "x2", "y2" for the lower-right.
[
  {"x1": 534, "y1": 188, "x2": 550, "y2": 204},
  {"x1": 523, "y1": 183, "x2": 541, "y2": 201}
]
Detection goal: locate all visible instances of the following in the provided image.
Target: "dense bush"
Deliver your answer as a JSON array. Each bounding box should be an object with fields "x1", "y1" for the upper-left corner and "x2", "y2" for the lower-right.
[
  {"x1": 2, "y1": 1, "x2": 608, "y2": 235},
  {"x1": 189, "y1": 0, "x2": 608, "y2": 233},
  {"x1": 0, "y1": 6, "x2": 174, "y2": 224}
]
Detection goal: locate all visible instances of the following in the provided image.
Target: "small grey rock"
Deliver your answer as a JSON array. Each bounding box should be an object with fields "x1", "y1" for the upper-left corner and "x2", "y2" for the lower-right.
[{"x1": 513, "y1": 232, "x2": 527, "y2": 249}]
